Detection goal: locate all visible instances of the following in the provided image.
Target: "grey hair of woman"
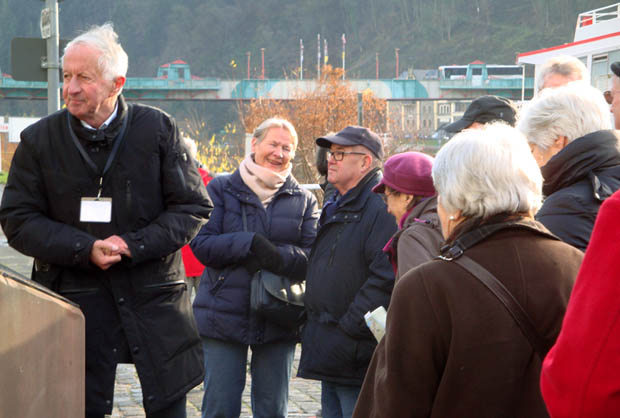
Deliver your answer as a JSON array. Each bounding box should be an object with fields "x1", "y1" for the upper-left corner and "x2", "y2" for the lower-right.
[
  {"x1": 432, "y1": 122, "x2": 543, "y2": 219},
  {"x1": 253, "y1": 117, "x2": 299, "y2": 150},
  {"x1": 61, "y1": 22, "x2": 129, "y2": 82},
  {"x1": 518, "y1": 81, "x2": 611, "y2": 151}
]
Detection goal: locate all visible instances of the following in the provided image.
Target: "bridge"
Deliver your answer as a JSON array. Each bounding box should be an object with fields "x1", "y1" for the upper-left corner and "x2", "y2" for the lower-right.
[{"x1": 0, "y1": 60, "x2": 533, "y2": 102}]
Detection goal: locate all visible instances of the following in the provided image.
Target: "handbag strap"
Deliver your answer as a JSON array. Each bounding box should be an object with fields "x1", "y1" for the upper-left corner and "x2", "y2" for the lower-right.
[{"x1": 450, "y1": 255, "x2": 549, "y2": 359}]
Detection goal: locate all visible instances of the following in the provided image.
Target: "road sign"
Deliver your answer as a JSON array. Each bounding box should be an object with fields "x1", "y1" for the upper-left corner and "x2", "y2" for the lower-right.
[{"x1": 10, "y1": 37, "x2": 68, "y2": 82}]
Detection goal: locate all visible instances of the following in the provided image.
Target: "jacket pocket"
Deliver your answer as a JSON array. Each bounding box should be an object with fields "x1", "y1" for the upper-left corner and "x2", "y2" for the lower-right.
[
  {"x1": 204, "y1": 267, "x2": 231, "y2": 295},
  {"x1": 301, "y1": 320, "x2": 358, "y2": 377},
  {"x1": 143, "y1": 280, "x2": 186, "y2": 289},
  {"x1": 136, "y1": 281, "x2": 200, "y2": 363},
  {"x1": 32, "y1": 259, "x2": 62, "y2": 291}
]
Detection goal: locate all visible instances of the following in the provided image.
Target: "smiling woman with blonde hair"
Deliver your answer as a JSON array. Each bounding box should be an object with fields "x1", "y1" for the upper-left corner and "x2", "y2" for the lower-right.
[
  {"x1": 191, "y1": 117, "x2": 318, "y2": 418},
  {"x1": 353, "y1": 123, "x2": 583, "y2": 418}
]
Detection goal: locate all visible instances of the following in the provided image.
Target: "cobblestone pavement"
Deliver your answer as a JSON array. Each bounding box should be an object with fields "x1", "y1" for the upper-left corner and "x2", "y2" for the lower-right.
[{"x1": 0, "y1": 183, "x2": 322, "y2": 417}]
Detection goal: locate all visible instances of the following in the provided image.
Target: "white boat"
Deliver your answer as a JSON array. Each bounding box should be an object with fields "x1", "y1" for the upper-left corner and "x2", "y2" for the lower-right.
[{"x1": 517, "y1": 3, "x2": 620, "y2": 92}]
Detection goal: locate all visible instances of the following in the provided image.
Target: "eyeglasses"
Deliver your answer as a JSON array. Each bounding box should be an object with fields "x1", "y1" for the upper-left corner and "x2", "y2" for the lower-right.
[
  {"x1": 380, "y1": 189, "x2": 400, "y2": 203},
  {"x1": 604, "y1": 90, "x2": 613, "y2": 105},
  {"x1": 327, "y1": 151, "x2": 368, "y2": 161}
]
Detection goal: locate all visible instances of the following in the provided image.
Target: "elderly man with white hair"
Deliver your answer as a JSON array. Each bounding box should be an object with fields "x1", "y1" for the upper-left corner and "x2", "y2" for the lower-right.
[
  {"x1": 536, "y1": 55, "x2": 588, "y2": 93},
  {"x1": 0, "y1": 23, "x2": 213, "y2": 417},
  {"x1": 518, "y1": 82, "x2": 620, "y2": 251},
  {"x1": 353, "y1": 123, "x2": 583, "y2": 418}
]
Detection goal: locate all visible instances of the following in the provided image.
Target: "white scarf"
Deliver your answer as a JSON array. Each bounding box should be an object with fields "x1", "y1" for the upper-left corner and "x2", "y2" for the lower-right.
[{"x1": 239, "y1": 154, "x2": 292, "y2": 207}]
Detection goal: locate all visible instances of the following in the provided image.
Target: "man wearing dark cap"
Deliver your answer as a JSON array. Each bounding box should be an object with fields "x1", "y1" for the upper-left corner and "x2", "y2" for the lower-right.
[
  {"x1": 298, "y1": 126, "x2": 396, "y2": 418},
  {"x1": 443, "y1": 95, "x2": 517, "y2": 133},
  {"x1": 608, "y1": 62, "x2": 620, "y2": 129}
]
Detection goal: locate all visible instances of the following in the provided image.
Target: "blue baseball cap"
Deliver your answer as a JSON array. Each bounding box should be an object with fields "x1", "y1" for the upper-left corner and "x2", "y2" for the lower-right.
[{"x1": 316, "y1": 126, "x2": 384, "y2": 160}]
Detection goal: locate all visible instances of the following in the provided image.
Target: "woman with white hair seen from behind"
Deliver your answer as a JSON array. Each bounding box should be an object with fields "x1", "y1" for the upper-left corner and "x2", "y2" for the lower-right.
[
  {"x1": 353, "y1": 123, "x2": 583, "y2": 418},
  {"x1": 518, "y1": 81, "x2": 620, "y2": 251}
]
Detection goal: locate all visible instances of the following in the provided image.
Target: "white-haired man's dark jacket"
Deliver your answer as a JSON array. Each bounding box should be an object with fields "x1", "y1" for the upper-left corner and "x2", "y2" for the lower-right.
[{"x1": 0, "y1": 96, "x2": 213, "y2": 415}]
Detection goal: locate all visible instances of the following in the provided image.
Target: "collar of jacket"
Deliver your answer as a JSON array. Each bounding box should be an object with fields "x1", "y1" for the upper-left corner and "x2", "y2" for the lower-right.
[
  {"x1": 386, "y1": 195, "x2": 439, "y2": 260},
  {"x1": 69, "y1": 95, "x2": 129, "y2": 146},
  {"x1": 225, "y1": 168, "x2": 301, "y2": 206},
  {"x1": 335, "y1": 168, "x2": 382, "y2": 211},
  {"x1": 439, "y1": 214, "x2": 558, "y2": 260},
  {"x1": 401, "y1": 195, "x2": 439, "y2": 229},
  {"x1": 542, "y1": 130, "x2": 620, "y2": 197}
]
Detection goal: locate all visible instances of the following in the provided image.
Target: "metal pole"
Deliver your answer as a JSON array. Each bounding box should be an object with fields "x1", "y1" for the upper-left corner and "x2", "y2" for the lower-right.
[
  {"x1": 395, "y1": 48, "x2": 400, "y2": 79},
  {"x1": 357, "y1": 92, "x2": 363, "y2": 126},
  {"x1": 521, "y1": 64, "x2": 525, "y2": 101},
  {"x1": 342, "y1": 33, "x2": 346, "y2": 80},
  {"x1": 45, "y1": 0, "x2": 60, "y2": 114},
  {"x1": 261, "y1": 48, "x2": 265, "y2": 79},
  {"x1": 317, "y1": 34, "x2": 321, "y2": 80}
]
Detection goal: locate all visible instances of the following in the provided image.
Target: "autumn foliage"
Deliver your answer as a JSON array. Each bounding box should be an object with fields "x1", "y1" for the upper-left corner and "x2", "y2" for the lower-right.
[
  {"x1": 240, "y1": 66, "x2": 387, "y2": 186},
  {"x1": 180, "y1": 118, "x2": 243, "y2": 174}
]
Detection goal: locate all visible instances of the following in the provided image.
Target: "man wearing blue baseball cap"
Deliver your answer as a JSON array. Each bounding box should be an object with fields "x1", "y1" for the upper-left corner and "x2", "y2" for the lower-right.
[{"x1": 298, "y1": 126, "x2": 396, "y2": 418}]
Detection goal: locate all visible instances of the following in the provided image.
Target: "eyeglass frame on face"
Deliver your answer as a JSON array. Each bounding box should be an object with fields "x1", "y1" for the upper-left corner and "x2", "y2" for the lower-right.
[
  {"x1": 327, "y1": 150, "x2": 368, "y2": 161},
  {"x1": 380, "y1": 188, "x2": 402, "y2": 203}
]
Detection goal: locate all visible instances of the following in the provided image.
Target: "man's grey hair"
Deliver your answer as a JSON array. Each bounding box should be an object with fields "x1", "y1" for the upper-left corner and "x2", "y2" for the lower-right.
[
  {"x1": 62, "y1": 22, "x2": 128, "y2": 81},
  {"x1": 253, "y1": 117, "x2": 299, "y2": 149},
  {"x1": 517, "y1": 81, "x2": 611, "y2": 150},
  {"x1": 537, "y1": 55, "x2": 588, "y2": 92},
  {"x1": 432, "y1": 123, "x2": 542, "y2": 219}
]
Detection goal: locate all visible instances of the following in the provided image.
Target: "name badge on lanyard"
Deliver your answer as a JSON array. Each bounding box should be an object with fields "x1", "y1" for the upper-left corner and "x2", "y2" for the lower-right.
[{"x1": 80, "y1": 197, "x2": 112, "y2": 223}]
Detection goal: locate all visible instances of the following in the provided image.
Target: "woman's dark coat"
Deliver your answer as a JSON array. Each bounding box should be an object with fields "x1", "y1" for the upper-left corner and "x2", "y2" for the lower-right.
[
  {"x1": 298, "y1": 169, "x2": 397, "y2": 386},
  {"x1": 353, "y1": 219, "x2": 584, "y2": 418},
  {"x1": 0, "y1": 98, "x2": 213, "y2": 414},
  {"x1": 537, "y1": 130, "x2": 620, "y2": 251},
  {"x1": 191, "y1": 169, "x2": 319, "y2": 345}
]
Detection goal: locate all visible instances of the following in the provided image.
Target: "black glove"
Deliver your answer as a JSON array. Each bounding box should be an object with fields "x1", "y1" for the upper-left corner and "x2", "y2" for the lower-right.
[
  {"x1": 242, "y1": 257, "x2": 262, "y2": 275},
  {"x1": 248, "y1": 233, "x2": 283, "y2": 273}
]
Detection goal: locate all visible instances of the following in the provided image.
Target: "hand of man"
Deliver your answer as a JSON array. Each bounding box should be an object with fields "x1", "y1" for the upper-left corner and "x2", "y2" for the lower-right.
[
  {"x1": 104, "y1": 235, "x2": 132, "y2": 257},
  {"x1": 90, "y1": 240, "x2": 122, "y2": 270}
]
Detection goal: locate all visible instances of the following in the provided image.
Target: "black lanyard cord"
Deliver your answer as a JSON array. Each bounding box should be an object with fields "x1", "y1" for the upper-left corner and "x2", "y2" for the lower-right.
[{"x1": 66, "y1": 107, "x2": 130, "y2": 197}]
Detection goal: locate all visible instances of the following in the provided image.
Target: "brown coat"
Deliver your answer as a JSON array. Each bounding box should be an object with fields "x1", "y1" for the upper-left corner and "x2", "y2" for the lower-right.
[{"x1": 353, "y1": 222, "x2": 583, "y2": 418}]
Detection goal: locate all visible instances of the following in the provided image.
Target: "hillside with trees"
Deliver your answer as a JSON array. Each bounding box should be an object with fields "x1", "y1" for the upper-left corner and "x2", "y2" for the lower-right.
[
  {"x1": 1, "y1": 0, "x2": 612, "y2": 80},
  {"x1": 0, "y1": 0, "x2": 614, "y2": 163}
]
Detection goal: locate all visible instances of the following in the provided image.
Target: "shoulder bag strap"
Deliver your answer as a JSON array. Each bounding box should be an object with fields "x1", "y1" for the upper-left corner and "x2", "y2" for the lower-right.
[
  {"x1": 241, "y1": 204, "x2": 248, "y2": 232},
  {"x1": 451, "y1": 255, "x2": 548, "y2": 359}
]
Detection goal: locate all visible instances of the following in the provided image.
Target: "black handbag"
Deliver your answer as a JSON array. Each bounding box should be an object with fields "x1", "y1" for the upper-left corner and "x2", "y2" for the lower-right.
[
  {"x1": 241, "y1": 204, "x2": 306, "y2": 330},
  {"x1": 250, "y1": 269, "x2": 306, "y2": 329}
]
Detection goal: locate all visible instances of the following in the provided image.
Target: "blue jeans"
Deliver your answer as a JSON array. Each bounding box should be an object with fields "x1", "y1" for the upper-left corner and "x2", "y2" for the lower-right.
[
  {"x1": 201, "y1": 337, "x2": 295, "y2": 418},
  {"x1": 321, "y1": 381, "x2": 361, "y2": 418}
]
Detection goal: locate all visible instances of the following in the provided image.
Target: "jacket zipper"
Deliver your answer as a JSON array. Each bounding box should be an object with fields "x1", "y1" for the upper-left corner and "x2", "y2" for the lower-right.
[
  {"x1": 328, "y1": 225, "x2": 344, "y2": 266},
  {"x1": 126, "y1": 180, "x2": 132, "y2": 212}
]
